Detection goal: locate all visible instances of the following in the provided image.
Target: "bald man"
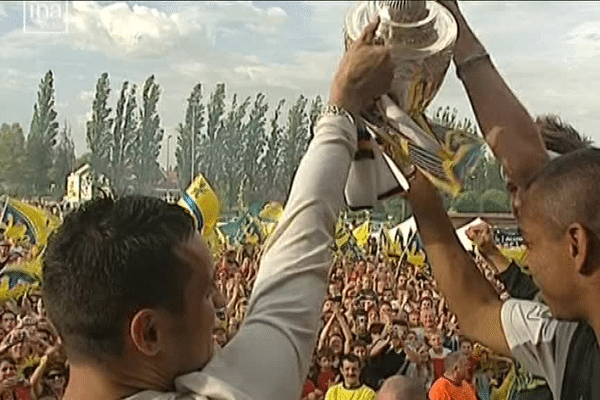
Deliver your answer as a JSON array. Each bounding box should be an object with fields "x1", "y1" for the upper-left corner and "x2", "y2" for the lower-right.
[{"x1": 377, "y1": 376, "x2": 426, "y2": 400}]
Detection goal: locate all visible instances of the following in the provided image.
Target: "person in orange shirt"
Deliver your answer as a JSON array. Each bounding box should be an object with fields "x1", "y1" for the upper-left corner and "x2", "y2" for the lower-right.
[{"x1": 428, "y1": 352, "x2": 477, "y2": 400}]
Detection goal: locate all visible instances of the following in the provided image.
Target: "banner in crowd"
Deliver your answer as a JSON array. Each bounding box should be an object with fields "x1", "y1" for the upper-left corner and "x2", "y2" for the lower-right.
[
  {"x1": 217, "y1": 201, "x2": 285, "y2": 248},
  {"x1": 0, "y1": 197, "x2": 60, "y2": 247},
  {"x1": 178, "y1": 174, "x2": 220, "y2": 237},
  {"x1": 352, "y1": 219, "x2": 371, "y2": 249}
]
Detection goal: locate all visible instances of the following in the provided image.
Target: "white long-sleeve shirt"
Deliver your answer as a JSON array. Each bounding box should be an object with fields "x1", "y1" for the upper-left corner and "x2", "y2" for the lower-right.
[{"x1": 125, "y1": 114, "x2": 357, "y2": 400}]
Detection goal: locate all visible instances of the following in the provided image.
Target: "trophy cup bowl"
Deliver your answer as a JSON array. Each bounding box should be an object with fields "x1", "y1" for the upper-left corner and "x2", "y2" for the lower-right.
[
  {"x1": 343, "y1": 0, "x2": 483, "y2": 201},
  {"x1": 344, "y1": 0, "x2": 457, "y2": 117}
]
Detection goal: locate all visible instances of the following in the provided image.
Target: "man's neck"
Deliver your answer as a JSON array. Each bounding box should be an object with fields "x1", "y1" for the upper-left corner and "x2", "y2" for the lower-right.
[
  {"x1": 343, "y1": 381, "x2": 361, "y2": 390},
  {"x1": 64, "y1": 365, "x2": 131, "y2": 400},
  {"x1": 64, "y1": 361, "x2": 173, "y2": 400},
  {"x1": 442, "y1": 372, "x2": 462, "y2": 386}
]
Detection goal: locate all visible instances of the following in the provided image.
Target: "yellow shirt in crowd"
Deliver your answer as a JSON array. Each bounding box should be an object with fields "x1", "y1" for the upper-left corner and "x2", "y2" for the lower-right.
[{"x1": 325, "y1": 383, "x2": 377, "y2": 400}]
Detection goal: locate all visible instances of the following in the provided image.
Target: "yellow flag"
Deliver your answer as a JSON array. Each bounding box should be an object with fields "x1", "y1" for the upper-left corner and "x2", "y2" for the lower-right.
[
  {"x1": 383, "y1": 227, "x2": 403, "y2": 258},
  {"x1": 500, "y1": 247, "x2": 529, "y2": 266},
  {"x1": 259, "y1": 202, "x2": 283, "y2": 222},
  {"x1": 0, "y1": 277, "x2": 37, "y2": 303},
  {"x1": 1, "y1": 256, "x2": 43, "y2": 280},
  {"x1": 335, "y1": 218, "x2": 351, "y2": 250},
  {"x1": 1, "y1": 199, "x2": 60, "y2": 247},
  {"x1": 352, "y1": 220, "x2": 371, "y2": 249},
  {"x1": 407, "y1": 249, "x2": 426, "y2": 268},
  {"x1": 178, "y1": 174, "x2": 221, "y2": 238},
  {"x1": 491, "y1": 365, "x2": 515, "y2": 400}
]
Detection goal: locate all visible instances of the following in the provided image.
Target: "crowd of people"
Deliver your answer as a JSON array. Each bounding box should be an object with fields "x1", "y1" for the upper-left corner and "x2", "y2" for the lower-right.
[
  {"x1": 0, "y1": 235, "x2": 68, "y2": 399},
  {"x1": 0, "y1": 214, "x2": 526, "y2": 400},
  {"x1": 2, "y1": 0, "x2": 600, "y2": 399},
  {"x1": 211, "y1": 231, "x2": 518, "y2": 400}
]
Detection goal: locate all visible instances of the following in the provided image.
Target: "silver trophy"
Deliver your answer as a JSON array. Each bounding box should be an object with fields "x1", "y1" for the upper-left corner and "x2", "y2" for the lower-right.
[{"x1": 343, "y1": 1, "x2": 483, "y2": 209}]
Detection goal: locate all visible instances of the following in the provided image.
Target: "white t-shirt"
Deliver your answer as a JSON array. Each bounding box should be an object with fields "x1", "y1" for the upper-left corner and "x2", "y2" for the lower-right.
[
  {"x1": 500, "y1": 299, "x2": 578, "y2": 399},
  {"x1": 429, "y1": 347, "x2": 451, "y2": 360}
]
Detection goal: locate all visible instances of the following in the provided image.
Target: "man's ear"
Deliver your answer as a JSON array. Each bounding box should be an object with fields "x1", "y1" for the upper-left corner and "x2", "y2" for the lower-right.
[
  {"x1": 567, "y1": 223, "x2": 592, "y2": 276},
  {"x1": 129, "y1": 309, "x2": 161, "y2": 357}
]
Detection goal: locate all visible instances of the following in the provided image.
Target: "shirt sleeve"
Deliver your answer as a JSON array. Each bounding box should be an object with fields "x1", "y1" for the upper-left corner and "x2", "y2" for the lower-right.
[
  {"x1": 365, "y1": 387, "x2": 377, "y2": 400},
  {"x1": 500, "y1": 299, "x2": 578, "y2": 398},
  {"x1": 495, "y1": 261, "x2": 539, "y2": 300},
  {"x1": 195, "y1": 115, "x2": 357, "y2": 400}
]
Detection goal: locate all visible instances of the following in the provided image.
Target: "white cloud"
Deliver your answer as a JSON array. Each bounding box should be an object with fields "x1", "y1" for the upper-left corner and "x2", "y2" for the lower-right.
[
  {"x1": 4, "y1": 0, "x2": 600, "y2": 157},
  {"x1": 66, "y1": 1, "x2": 181, "y2": 57},
  {"x1": 567, "y1": 21, "x2": 600, "y2": 60},
  {"x1": 266, "y1": 6, "x2": 287, "y2": 21},
  {"x1": 78, "y1": 89, "x2": 95, "y2": 103},
  {"x1": 0, "y1": 1, "x2": 290, "y2": 61}
]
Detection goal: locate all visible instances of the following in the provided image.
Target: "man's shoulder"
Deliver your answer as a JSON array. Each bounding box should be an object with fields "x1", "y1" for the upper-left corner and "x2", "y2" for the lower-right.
[
  {"x1": 500, "y1": 299, "x2": 581, "y2": 399},
  {"x1": 428, "y1": 377, "x2": 452, "y2": 398},
  {"x1": 326, "y1": 384, "x2": 376, "y2": 395}
]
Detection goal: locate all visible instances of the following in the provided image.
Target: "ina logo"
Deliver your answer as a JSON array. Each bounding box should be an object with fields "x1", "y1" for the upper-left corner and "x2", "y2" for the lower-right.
[{"x1": 23, "y1": 1, "x2": 69, "y2": 33}]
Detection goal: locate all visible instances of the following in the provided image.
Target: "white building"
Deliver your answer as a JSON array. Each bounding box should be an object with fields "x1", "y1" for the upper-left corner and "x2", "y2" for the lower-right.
[{"x1": 63, "y1": 164, "x2": 94, "y2": 207}]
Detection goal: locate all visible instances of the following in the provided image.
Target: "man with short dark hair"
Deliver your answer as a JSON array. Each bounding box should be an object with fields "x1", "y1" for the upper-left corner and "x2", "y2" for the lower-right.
[
  {"x1": 41, "y1": 18, "x2": 394, "y2": 400},
  {"x1": 363, "y1": 320, "x2": 409, "y2": 390},
  {"x1": 465, "y1": 115, "x2": 591, "y2": 400},
  {"x1": 325, "y1": 354, "x2": 377, "y2": 400},
  {"x1": 405, "y1": 2, "x2": 600, "y2": 398}
]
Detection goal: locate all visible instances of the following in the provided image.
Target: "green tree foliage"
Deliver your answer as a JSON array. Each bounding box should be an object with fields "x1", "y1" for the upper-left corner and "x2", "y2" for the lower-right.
[
  {"x1": 74, "y1": 152, "x2": 92, "y2": 171},
  {"x1": 27, "y1": 70, "x2": 60, "y2": 195},
  {"x1": 277, "y1": 95, "x2": 309, "y2": 198},
  {"x1": 109, "y1": 81, "x2": 138, "y2": 195},
  {"x1": 241, "y1": 93, "x2": 269, "y2": 205},
  {"x1": 221, "y1": 94, "x2": 251, "y2": 209},
  {"x1": 451, "y1": 190, "x2": 480, "y2": 213},
  {"x1": 197, "y1": 83, "x2": 226, "y2": 188},
  {"x1": 133, "y1": 75, "x2": 164, "y2": 195},
  {"x1": 308, "y1": 95, "x2": 324, "y2": 143},
  {"x1": 175, "y1": 83, "x2": 205, "y2": 188},
  {"x1": 0, "y1": 123, "x2": 27, "y2": 191},
  {"x1": 49, "y1": 120, "x2": 76, "y2": 197},
  {"x1": 86, "y1": 72, "x2": 113, "y2": 185},
  {"x1": 480, "y1": 188, "x2": 511, "y2": 213},
  {"x1": 430, "y1": 105, "x2": 477, "y2": 135},
  {"x1": 258, "y1": 99, "x2": 285, "y2": 202}
]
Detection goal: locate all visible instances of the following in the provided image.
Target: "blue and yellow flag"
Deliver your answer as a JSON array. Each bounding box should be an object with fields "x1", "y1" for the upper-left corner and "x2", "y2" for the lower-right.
[
  {"x1": 178, "y1": 174, "x2": 221, "y2": 251},
  {"x1": 0, "y1": 276, "x2": 38, "y2": 303},
  {"x1": 1, "y1": 198, "x2": 59, "y2": 247}
]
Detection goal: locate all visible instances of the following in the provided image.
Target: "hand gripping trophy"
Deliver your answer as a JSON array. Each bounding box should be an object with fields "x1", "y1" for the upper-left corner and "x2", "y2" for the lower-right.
[{"x1": 343, "y1": 0, "x2": 484, "y2": 209}]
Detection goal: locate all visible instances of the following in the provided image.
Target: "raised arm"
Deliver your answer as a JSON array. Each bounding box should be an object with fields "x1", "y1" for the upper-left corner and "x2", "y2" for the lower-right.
[
  {"x1": 335, "y1": 309, "x2": 354, "y2": 355},
  {"x1": 467, "y1": 221, "x2": 540, "y2": 300},
  {"x1": 406, "y1": 172, "x2": 511, "y2": 357},
  {"x1": 196, "y1": 19, "x2": 393, "y2": 400},
  {"x1": 438, "y1": 0, "x2": 549, "y2": 188},
  {"x1": 317, "y1": 313, "x2": 338, "y2": 352},
  {"x1": 466, "y1": 222, "x2": 511, "y2": 274}
]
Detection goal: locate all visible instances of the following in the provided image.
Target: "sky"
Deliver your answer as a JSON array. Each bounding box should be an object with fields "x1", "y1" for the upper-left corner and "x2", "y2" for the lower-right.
[{"x1": 1, "y1": 1, "x2": 600, "y2": 167}]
